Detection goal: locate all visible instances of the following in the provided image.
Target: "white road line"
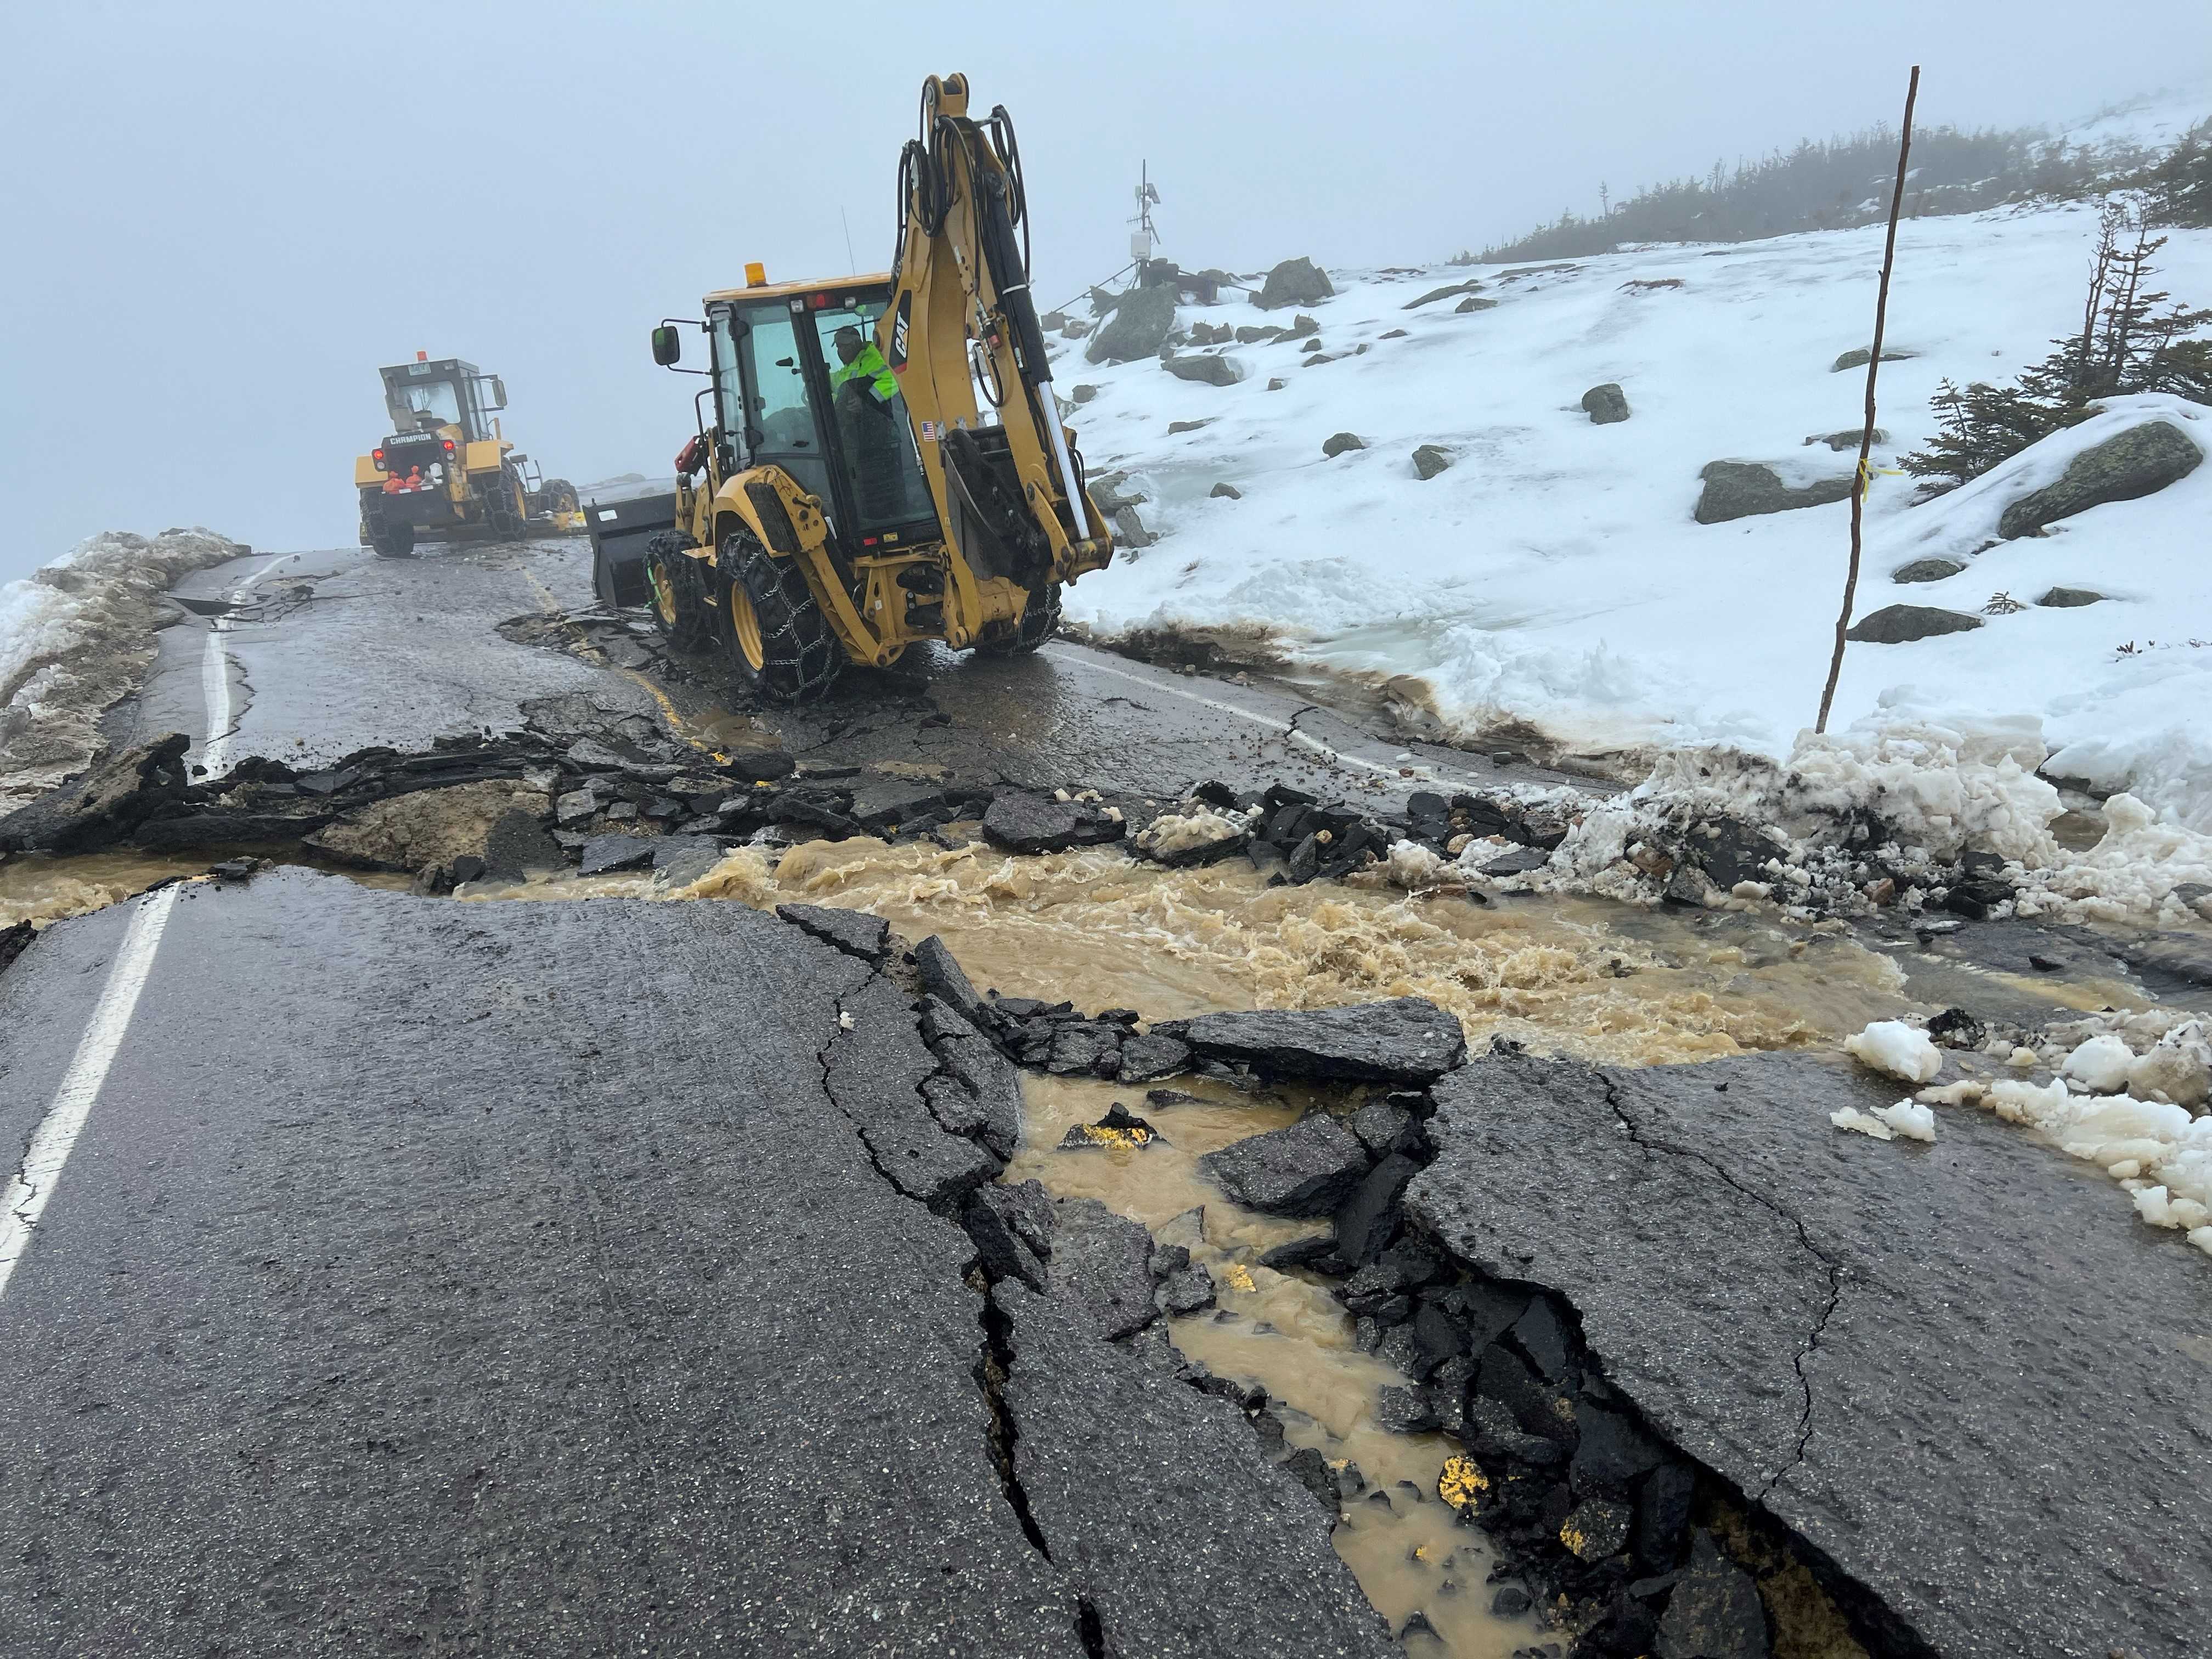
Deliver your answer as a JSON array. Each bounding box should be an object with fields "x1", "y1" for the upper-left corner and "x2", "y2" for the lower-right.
[
  {"x1": 0, "y1": 885, "x2": 181, "y2": 1303},
  {"x1": 1041, "y1": 645, "x2": 1469, "y2": 786},
  {"x1": 194, "y1": 552, "x2": 294, "y2": 777}
]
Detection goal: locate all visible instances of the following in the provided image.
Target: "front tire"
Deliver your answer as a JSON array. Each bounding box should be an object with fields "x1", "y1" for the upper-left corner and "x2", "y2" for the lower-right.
[
  {"x1": 644, "y1": 532, "x2": 716, "y2": 651},
  {"x1": 973, "y1": 580, "x2": 1061, "y2": 656},
  {"x1": 481, "y1": 462, "x2": 527, "y2": 539},
  {"x1": 721, "y1": 529, "x2": 842, "y2": 705}
]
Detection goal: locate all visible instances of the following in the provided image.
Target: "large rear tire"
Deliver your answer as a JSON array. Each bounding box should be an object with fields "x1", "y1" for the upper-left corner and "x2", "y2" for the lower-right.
[
  {"x1": 643, "y1": 532, "x2": 716, "y2": 651},
  {"x1": 720, "y1": 529, "x2": 842, "y2": 706},
  {"x1": 541, "y1": 477, "x2": 580, "y2": 516},
  {"x1": 481, "y1": 462, "x2": 527, "y2": 540},
  {"x1": 362, "y1": 494, "x2": 416, "y2": 559},
  {"x1": 972, "y1": 580, "x2": 1061, "y2": 656}
]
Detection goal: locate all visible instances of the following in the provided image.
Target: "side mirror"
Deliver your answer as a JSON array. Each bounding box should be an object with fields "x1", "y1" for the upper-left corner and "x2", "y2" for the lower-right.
[
  {"x1": 652, "y1": 326, "x2": 682, "y2": 368},
  {"x1": 487, "y1": 376, "x2": 507, "y2": 410}
]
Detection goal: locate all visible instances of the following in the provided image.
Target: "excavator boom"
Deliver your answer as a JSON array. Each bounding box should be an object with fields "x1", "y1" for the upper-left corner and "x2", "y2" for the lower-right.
[{"x1": 879, "y1": 74, "x2": 1111, "y2": 591}]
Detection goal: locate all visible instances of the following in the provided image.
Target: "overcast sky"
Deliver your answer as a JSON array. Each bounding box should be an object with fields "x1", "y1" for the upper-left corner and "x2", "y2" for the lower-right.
[{"x1": 3, "y1": 1, "x2": 2208, "y2": 580}]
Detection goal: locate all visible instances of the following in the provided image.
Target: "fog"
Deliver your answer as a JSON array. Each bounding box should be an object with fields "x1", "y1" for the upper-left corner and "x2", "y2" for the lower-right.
[{"x1": 3, "y1": 0, "x2": 2207, "y2": 579}]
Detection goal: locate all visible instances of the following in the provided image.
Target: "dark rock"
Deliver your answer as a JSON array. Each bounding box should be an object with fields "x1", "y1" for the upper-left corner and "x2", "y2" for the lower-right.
[
  {"x1": 1846, "y1": 603, "x2": 1983, "y2": 644},
  {"x1": 1157, "y1": 997, "x2": 1466, "y2": 1084},
  {"x1": 1491, "y1": 1584, "x2": 1532, "y2": 1617},
  {"x1": 1341, "y1": 1264, "x2": 1407, "y2": 1316},
  {"x1": 981, "y1": 791, "x2": 1124, "y2": 854},
  {"x1": 0, "y1": 734, "x2": 193, "y2": 855},
  {"x1": 1209, "y1": 482, "x2": 1242, "y2": 500},
  {"x1": 1374, "y1": 1386, "x2": 1438, "y2": 1434},
  {"x1": 1926, "y1": 1006, "x2": 1986, "y2": 1049},
  {"x1": 1085, "y1": 282, "x2": 1178, "y2": 364},
  {"x1": 1281, "y1": 1445, "x2": 1339, "y2": 1509},
  {"x1": 208, "y1": 857, "x2": 259, "y2": 882},
  {"x1": 1582, "y1": 383, "x2": 1631, "y2": 425},
  {"x1": 1694, "y1": 461, "x2": 1853, "y2": 524},
  {"x1": 1892, "y1": 557, "x2": 1966, "y2": 584},
  {"x1": 2036, "y1": 585, "x2": 2107, "y2": 607},
  {"x1": 1334, "y1": 1153, "x2": 1421, "y2": 1266},
  {"x1": 1944, "y1": 876, "x2": 2012, "y2": 921},
  {"x1": 1118, "y1": 1030, "x2": 1191, "y2": 1083},
  {"x1": 1637, "y1": 1464, "x2": 1697, "y2": 1570},
  {"x1": 1832, "y1": 346, "x2": 1915, "y2": 371},
  {"x1": 449, "y1": 854, "x2": 487, "y2": 885},
  {"x1": 1166, "y1": 417, "x2": 1214, "y2": 434},
  {"x1": 1071, "y1": 383, "x2": 1099, "y2": 404},
  {"x1": 1322, "y1": 431, "x2": 1366, "y2": 458},
  {"x1": 1048, "y1": 1198, "x2": 1158, "y2": 1339},
  {"x1": 1475, "y1": 1340, "x2": 1567, "y2": 1442},
  {"x1": 577, "y1": 834, "x2": 655, "y2": 876},
  {"x1": 1510, "y1": 1297, "x2": 1572, "y2": 1381},
  {"x1": 1256, "y1": 256, "x2": 1334, "y2": 311},
  {"x1": 1159, "y1": 1264, "x2": 1217, "y2": 1315},
  {"x1": 1058, "y1": 1099, "x2": 1158, "y2": 1150},
  {"x1": 1046, "y1": 1022, "x2": 1125, "y2": 1077},
  {"x1": 1, "y1": 918, "x2": 36, "y2": 977},
  {"x1": 1454, "y1": 296, "x2": 1497, "y2": 313},
  {"x1": 1149, "y1": 1243, "x2": 1190, "y2": 1278},
  {"x1": 1266, "y1": 377, "x2": 1286, "y2": 391},
  {"x1": 1412, "y1": 443, "x2": 1453, "y2": 479},
  {"x1": 1198, "y1": 1114, "x2": 1372, "y2": 1216},
  {"x1": 1163, "y1": 353, "x2": 1240, "y2": 387},
  {"x1": 774, "y1": 902, "x2": 891, "y2": 962},
  {"x1": 1571, "y1": 1404, "x2": 1663, "y2": 1494},
  {"x1": 1481, "y1": 847, "x2": 1551, "y2": 877},
  {"x1": 1561, "y1": 1497, "x2": 1633, "y2": 1561},
  {"x1": 1655, "y1": 1532, "x2": 1769, "y2": 1659},
  {"x1": 1258, "y1": 1234, "x2": 1337, "y2": 1272},
  {"x1": 1410, "y1": 1301, "x2": 1463, "y2": 1375},
  {"x1": 1998, "y1": 420, "x2": 2202, "y2": 538},
  {"x1": 723, "y1": 748, "x2": 797, "y2": 783},
  {"x1": 1807, "y1": 426, "x2": 1886, "y2": 450},
  {"x1": 1404, "y1": 279, "x2": 1483, "y2": 310},
  {"x1": 1350, "y1": 1099, "x2": 1417, "y2": 1158}
]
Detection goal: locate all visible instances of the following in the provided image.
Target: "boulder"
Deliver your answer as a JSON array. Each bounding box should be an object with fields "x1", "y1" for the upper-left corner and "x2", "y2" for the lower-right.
[
  {"x1": 1832, "y1": 347, "x2": 1916, "y2": 371},
  {"x1": 1255, "y1": 256, "x2": 1335, "y2": 311},
  {"x1": 1071, "y1": 384, "x2": 1099, "y2": 405},
  {"x1": 1197, "y1": 1114, "x2": 1372, "y2": 1216},
  {"x1": 1266, "y1": 378, "x2": 1287, "y2": 391},
  {"x1": 1846, "y1": 604, "x2": 1984, "y2": 644},
  {"x1": 1209, "y1": 482, "x2": 1242, "y2": 500},
  {"x1": 1582, "y1": 383, "x2": 1631, "y2": 425},
  {"x1": 1454, "y1": 296, "x2": 1497, "y2": 313},
  {"x1": 1322, "y1": 432, "x2": 1366, "y2": 458},
  {"x1": 1162, "y1": 353, "x2": 1241, "y2": 387},
  {"x1": 1997, "y1": 420, "x2": 2202, "y2": 539},
  {"x1": 1166, "y1": 419, "x2": 1214, "y2": 435},
  {"x1": 1411, "y1": 444, "x2": 1453, "y2": 479},
  {"x1": 1111, "y1": 505, "x2": 1155, "y2": 550},
  {"x1": 1892, "y1": 557, "x2": 1965, "y2": 584},
  {"x1": 1403, "y1": 280, "x2": 1483, "y2": 311},
  {"x1": 1288, "y1": 314, "x2": 1320, "y2": 339},
  {"x1": 1692, "y1": 461, "x2": 1854, "y2": 524},
  {"x1": 1157, "y1": 997, "x2": 1466, "y2": 1084},
  {"x1": 2036, "y1": 585, "x2": 2106, "y2": 607},
  {"x1": 1807, "y1": 426, "x2": 1887, "y2": 451},
  {"x1": 1085, "y1": 283, "x2": 1178, "y2": 364}
]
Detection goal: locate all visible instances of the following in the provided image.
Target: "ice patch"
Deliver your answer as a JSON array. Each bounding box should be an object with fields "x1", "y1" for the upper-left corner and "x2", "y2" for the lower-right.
[
  {"x1": 1832, "y1": 1098, "x2": 1938, "y2": 1142},
  {"x1": 2061, "y1": 1033, "x2": 2136, "y2": 1093},
  {"x1": 1844, "y1": 1020, "x2": 1943, "y2": 1084}
]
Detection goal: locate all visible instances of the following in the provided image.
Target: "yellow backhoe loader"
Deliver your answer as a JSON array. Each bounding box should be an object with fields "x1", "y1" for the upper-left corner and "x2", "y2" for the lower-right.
[
  {"x1": 353, "y1": 354, "x2": 580, "y2": 558},
  {"x1": 628, "y1": 73, "x2": 1111, "y2": 701}
]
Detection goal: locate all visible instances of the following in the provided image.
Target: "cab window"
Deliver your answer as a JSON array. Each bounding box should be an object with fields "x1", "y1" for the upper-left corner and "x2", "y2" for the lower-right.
[
  {"x1": 814, "y1": 301, "x2": 936, "y2": 533},
  {"x1": 736, "y1": 307, "x2": 831, "y2": 504}
]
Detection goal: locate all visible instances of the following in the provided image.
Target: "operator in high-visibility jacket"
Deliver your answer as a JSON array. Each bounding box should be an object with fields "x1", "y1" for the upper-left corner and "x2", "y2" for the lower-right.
[{"x1": 830, "y1": 326, "x2": 897, "y2": 408}]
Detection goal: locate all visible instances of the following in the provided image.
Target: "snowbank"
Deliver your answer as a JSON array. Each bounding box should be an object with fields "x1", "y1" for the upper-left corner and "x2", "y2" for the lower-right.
[
  {"x1": 0, "y1": 529, "x2": 245, "y2": 811},
  {"x1": 1056, "y1": 205, "x2": 2212, "y2": 834}
]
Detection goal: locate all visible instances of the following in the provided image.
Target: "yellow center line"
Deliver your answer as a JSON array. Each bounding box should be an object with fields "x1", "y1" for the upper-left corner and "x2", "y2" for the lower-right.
[{"x1": 518, "y1": 565, "x2": 727, "y2": 763}]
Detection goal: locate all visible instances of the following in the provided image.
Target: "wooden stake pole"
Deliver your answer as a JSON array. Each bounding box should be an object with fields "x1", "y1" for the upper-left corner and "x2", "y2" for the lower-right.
[{"x1": 1816, "y1": 65, "x2": 1921, "y2": 735}]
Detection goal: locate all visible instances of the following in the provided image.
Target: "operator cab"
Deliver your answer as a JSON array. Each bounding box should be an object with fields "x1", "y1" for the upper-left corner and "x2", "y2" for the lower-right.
[{"x1": 695, "y1": 276, "x2": 939, "y2": 553}]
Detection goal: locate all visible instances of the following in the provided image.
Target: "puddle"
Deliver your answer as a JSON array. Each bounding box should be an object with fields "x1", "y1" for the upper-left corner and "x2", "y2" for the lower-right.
[{"x1": 1009, "y1": 1072, "x2": 1535, "y2": 1655}]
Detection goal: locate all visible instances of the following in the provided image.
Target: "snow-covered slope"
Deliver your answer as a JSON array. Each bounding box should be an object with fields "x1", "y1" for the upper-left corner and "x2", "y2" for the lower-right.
[{"x1": 1057, "y1": 202, "x2": 2212, "y2": 829}]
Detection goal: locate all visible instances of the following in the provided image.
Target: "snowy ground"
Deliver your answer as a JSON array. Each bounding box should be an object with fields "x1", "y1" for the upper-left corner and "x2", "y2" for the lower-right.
[{"x1": 1057, "y1": 201, "x2": 2212, "y2": 834}]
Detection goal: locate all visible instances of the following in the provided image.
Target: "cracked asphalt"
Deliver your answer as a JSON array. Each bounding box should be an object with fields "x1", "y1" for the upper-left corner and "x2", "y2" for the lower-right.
[{"x1": 1409, "y1": 1046, "x2": 2212, "y2": 1659}]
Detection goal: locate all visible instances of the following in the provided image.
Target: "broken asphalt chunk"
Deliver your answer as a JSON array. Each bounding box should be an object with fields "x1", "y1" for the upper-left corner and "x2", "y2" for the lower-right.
[
  {"x1": 1156, "y1": 997, "x2": 1466, "y2": 1084},
  {"x1": 1047, "y1": 1197, "x2": 1158, "y2": 1339},
  {"x1": 980, "y1": 790, "x2": 1125, "y2": 855},
  {"x1": 1198, "y1": 1113, "x2": 1372, "y2": 1217},
  {"x1": 577, "y1": 834, "x2": 656, "y2": 877}
]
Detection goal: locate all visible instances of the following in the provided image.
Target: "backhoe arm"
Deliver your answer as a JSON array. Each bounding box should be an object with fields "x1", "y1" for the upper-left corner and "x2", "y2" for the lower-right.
[{"x1": 879, "y1": 74, "x2": 1111, "y2": 589}]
